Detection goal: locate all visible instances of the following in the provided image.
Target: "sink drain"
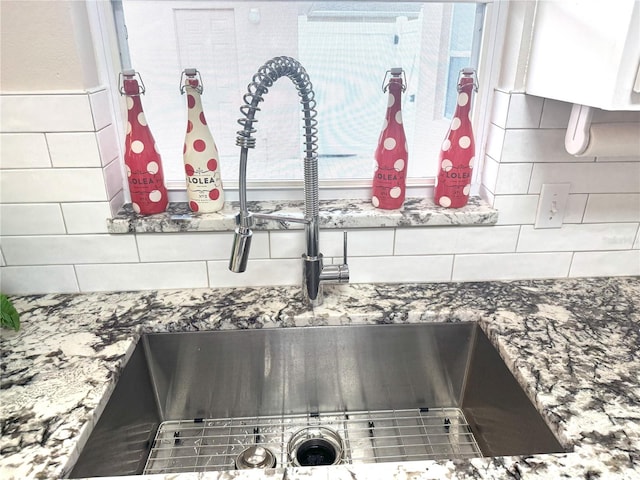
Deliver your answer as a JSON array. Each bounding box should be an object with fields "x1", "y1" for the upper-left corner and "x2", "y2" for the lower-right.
[{"x1": 287, "y1": 426, "x2": 343, "y2": 467}]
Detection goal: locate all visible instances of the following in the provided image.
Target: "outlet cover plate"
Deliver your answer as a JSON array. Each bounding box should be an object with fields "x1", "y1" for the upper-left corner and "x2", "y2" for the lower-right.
[{"x1": 535, "y1": 183, "x2": 571, "y2": 229}]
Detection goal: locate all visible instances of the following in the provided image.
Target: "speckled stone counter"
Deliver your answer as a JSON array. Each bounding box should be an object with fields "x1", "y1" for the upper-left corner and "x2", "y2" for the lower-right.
[
  {"x1": 1, "y1": 277, "x2": 639, "y2": 479},
  {"x1": 107, "y1": 196, "x2": 498, "y2": 233}
]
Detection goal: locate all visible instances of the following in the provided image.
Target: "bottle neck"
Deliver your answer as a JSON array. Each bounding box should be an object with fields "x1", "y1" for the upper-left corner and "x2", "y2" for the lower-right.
[
  {"x1": 458, "y1": 77, "x2": 475, "y2": 95},
  {"x1": 185, "y1": 83, "x2": 205, "y2": 119},
  {"x1": 123, "y1": 78, "x2": 140, "y2": 96},
  {"x1": 124, "y1": 80, "x2": 144, "y2": 120},
  {"x1": 386, "y1": 78, "x2": 403, "y2": 117},
  {"x1": 455, "y1": 78, "x2": 475, "y2": 116}
]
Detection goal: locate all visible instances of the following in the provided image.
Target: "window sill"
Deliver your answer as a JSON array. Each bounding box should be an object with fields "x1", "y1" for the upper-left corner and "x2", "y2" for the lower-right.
[{"x1": 107, "y1": 197, "x2": 498, "y2": 234}]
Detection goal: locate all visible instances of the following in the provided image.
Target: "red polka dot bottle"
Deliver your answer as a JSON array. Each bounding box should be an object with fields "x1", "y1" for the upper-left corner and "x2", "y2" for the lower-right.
[
  {"x1": 120, "y1": 70, "x2": 168, "y2": 215},
  {"x1": 181, "y1": 68, "x2": 224, "y2": 213},
  {"x1": 434, "y1": 68, "x2": 477, "y2": 209},
  {"x1": 372, "y1": 68, "x2": 408, "y2": 210}
]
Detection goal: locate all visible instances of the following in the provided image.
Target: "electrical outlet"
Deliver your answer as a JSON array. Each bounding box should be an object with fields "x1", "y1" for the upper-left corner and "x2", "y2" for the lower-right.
[{"x1": 534, "y1": 184, "x2": 571, "y2": 229}]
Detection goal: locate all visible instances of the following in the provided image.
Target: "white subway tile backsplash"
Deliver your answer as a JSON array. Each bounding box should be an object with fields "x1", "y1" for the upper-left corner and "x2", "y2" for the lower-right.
[
  {"x1": 490, "y1": 90, "x2": 510, "y2": 128},
  {"x1": 481, "y1": 155, "x2": 499, "y2": 194},
  {"x1": 493, "y1": 195, "x2": 539, "y2": 225},
  {"x1": 596, "y1": 155, "x2": 640, "y2": 163},
  {"x1": 0, "y1": 90, "x2": 637, "y2": 295},
  {"x1": 493, "y1": 194, "x2": 586, "y2": 226},
  {"x1": 269, "y1": 231, "x2": 306, "y2": 259},
  {"x1": 136, "y1": 232, "x2": 262, "y2": 262},
  {"x1": 0, "y1": 168, "x2": 108, "y2": 203},
  {"x1": 103, "y1": 158, "x2": 125, "y2": 201},
  {"x1": 501, "y1": 129, "x2": 584, "y2": 163},
  {"x1": 485, "y1": 124, "x2": 505, "y2": 161},
  {"x1": 539, "y1": 99, "x2": 572, "y2": 129},
  {"x1": 317, "y1": 231, "x2": 350, "y2": 258},
  {"x1": 495, "y1": 163, "x2": 533, "y2": 194},
  {"x1": 340, "y1": 229, "x2": 394, "y2": 257},
  {"x1": 564, "y1": 194, "x2": 588, "y2": 224},
  {"x1": 46, "y1": 132, "x2": 101, "y2": 167},
  {"x1": 0, "y1": 265, "x2": 79, "y2": 294},
  {"x1": 61, "y1": 202, "x2": 112, "y2": 234},
  {"x1": 207, "y1": 258, "x2": 300, "y2": 287},
  {"x1": 347, "y1": 255, "x2": 453, "y2": 283},
  {"x1": 505, "y1": 94, "x2": 543, "y2": 129},
  {"x1": 1, "y1": 234, "x2": 139, "y2": 265},
  {"x1": 0, "y1": 133, "x2": 51, "y2": 168},
  {"x1": 88, "y1": 88, "x2": 112, "y2": 131},
  {"x1": 395, "y1": 226, "x2": 519, "y2": 255},
  {"x1": 529, "y1": 162, "x2": 640, "y2": 194},
  {"x1": 0, "y1": 203, "x2": 65, "y2": 235},
  {"x1": 479, "y1": 184, "x2": 495, "y2": 205},
  {"x1": 570, "y1": 250, "x2": 640, "y2": 277},
  {"x1": 76, "y1": 262, "x2": 208, "y2": 292},
  {"x1": 591, "y1": 110, "x2": 640, "y2": 123},
  {"x1": 583, "y1": 194, "x2": 640, "y2": 223},
  {"x1": 270, "y1": 229, "x2": 394, "y2": 259},
  {"x1": 518, "y1": 223, "x2": 638, "y2": 252},
  {"x1": 109, "y1": 189, "x2": 126, "y2": 217},
  {"x1": 96, "y1": 124, "x2": 120, "y2": 166},
  {"x1": 0, "y1": 94, "x2": 94, "y2": 132},
  {"x1": 452, "y1": 252, "x2": 572, "y2": 281}
]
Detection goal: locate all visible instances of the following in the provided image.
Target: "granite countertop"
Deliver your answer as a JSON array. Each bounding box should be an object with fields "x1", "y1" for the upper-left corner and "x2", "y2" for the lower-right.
[
  {"x1": 106, "y1": 196, "x2": 498, "y2": 233},
  {"x1": 1, "y1": 277, "x2": 639, "y2": 479}
]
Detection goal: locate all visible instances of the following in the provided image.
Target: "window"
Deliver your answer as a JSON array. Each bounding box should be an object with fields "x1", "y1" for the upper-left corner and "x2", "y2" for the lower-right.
[{"x1": 116, "y1": 1, "x2": 485, "y2": 191}]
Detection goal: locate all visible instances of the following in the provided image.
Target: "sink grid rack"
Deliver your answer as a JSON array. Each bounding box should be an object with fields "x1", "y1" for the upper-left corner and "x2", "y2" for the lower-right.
[{"x1": 144, "y1": 407, "x2": 482, "y2": 474}]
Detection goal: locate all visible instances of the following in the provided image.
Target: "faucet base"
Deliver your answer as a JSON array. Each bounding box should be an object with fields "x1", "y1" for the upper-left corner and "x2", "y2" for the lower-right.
[
  {"x1": 302, "y1": 252, "x2": 350, "y2": 307},
  {"x1": 302, "y1": 254, "x2": 324, "y2": 306},
  {"x1": 229, "y1": 227, "x2": 253, "y2": 273}
]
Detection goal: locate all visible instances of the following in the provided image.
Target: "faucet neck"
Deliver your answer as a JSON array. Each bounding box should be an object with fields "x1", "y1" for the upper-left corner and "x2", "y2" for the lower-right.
[
  {"x1": 230, "y1": 57, "x2": 348, "y2": 305},
  {"x1": 236, "y1": 57, "x2": 319, "y2": 221}
]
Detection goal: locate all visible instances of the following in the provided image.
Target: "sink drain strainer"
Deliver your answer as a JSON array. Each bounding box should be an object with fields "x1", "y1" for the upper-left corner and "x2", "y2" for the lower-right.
[
  {"x1": 287, "y1": 426, "x2": 344, "y2": 467},
  {"x1": 235, "y1": 445, "x2": 277, "y2": 470}
]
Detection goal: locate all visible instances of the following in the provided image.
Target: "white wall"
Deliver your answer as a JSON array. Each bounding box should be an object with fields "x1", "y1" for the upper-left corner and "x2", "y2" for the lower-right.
[
  {"x1": 0, "y1": 1, "x2": 100, "y2": 91},
  {"x1": 0, "y1": 1, "x2": 638, "y2": 294}
]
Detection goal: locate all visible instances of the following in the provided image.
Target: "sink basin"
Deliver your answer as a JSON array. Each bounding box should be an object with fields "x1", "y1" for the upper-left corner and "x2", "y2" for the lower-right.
[{"x1": 70, "y1": 323, "x2": 564, "y2": 477}]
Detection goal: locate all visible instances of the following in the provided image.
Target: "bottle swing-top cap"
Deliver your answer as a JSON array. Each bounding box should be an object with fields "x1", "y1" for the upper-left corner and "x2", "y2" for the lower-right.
[
  {"x1": 118, "y1": 69, "x2": 146, "y2": 96},
  {"x1": 457, "y1": 68, "x2": 478, "y2": 92},
  {"x1": 180, "y1": 68, "x2": 204, "y2": 94},
  {"x1": 381, "y1": 67, "x2": 407, "y2": 93}
]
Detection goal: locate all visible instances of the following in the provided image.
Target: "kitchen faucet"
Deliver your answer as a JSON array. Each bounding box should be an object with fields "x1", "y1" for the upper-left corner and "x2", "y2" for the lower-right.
[{"x1": 229, "y1": 56, "x2": 349, "y2": 306}]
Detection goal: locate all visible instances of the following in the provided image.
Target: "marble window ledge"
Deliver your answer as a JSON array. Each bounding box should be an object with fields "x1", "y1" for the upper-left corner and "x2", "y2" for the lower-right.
[{"x1": 107, "y1": 196, "x2": 498, "y2": 233}]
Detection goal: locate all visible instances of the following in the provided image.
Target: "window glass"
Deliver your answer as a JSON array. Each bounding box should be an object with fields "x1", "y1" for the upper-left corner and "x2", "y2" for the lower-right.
[
  {"x1": 445, "y1": 3, "x2": 476, "y2": 118},
  {"x1": 120, "y1": 1, "x2": 480, "y2": 185}
]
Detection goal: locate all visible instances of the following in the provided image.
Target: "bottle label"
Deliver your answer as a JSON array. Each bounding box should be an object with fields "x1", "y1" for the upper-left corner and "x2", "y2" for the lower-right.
[
  {"x1": 372, "y1": 166, "x2": 406, "y2": 208},
  {"x1": 434, "y1": 164, "x2": 473, "y2": 208},
  {"x1": 126, "y1": 164, "x2": 168, "y2": 214},
  {"x1": 185, "y1": 165, "x2": 224, "y2": 212}
]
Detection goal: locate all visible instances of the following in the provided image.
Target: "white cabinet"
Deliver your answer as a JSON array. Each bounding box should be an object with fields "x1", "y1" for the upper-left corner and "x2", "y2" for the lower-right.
[{"x1": 525, "y1": 0, "x2": 640, "y2": 111}]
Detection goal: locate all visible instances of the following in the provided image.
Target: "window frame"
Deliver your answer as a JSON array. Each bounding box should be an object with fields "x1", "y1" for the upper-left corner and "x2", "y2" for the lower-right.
[{"x1": 104, "y1": 0, "x2": 502, "y2": 203}]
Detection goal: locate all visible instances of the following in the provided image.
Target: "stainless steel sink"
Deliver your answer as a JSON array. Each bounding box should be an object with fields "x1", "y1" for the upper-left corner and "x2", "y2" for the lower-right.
[{"x1": 70, "y1": 323, "x2": 564, "y2": 477}]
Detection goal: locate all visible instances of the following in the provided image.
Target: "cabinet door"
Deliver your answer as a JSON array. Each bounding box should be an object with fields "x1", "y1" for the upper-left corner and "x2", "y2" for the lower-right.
[{"x1": 525, "y1": 0, "x2": 640, "y2": 111}]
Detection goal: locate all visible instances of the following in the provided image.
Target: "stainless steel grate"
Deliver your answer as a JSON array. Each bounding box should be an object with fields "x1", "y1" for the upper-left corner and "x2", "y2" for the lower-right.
[{"x1": 144, "y1": 408, "x2": 482, "y2": 474}]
